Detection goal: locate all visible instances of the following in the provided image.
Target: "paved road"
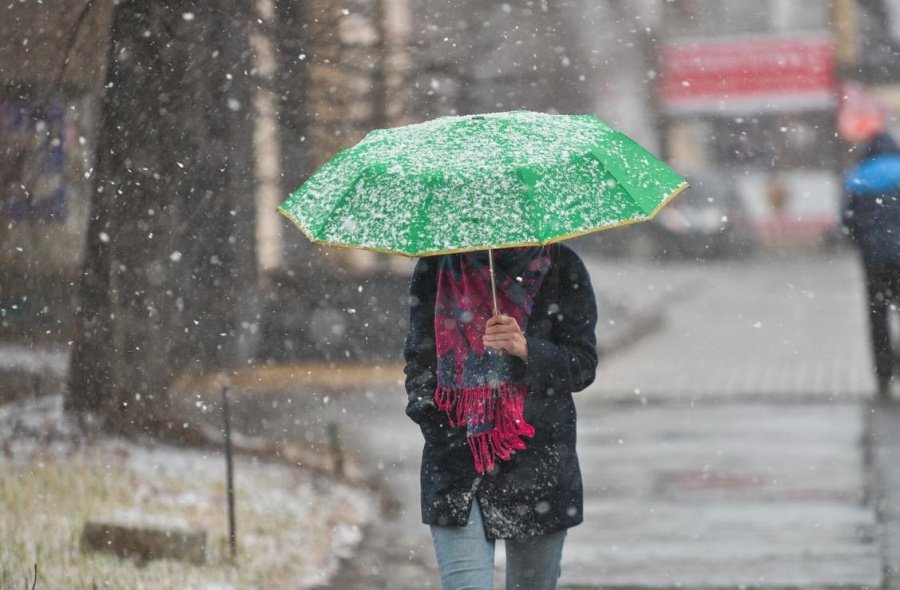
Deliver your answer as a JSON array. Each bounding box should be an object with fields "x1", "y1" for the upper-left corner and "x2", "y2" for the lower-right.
[{"x1": 299, "y1": 250, "x2": 888, "y2": 589}]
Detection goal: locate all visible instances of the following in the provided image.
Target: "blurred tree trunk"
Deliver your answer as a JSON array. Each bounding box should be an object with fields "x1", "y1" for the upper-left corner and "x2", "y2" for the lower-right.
[
  {"x1": 271, "y1": 0, "x2": 318, "y2": 270},
  {"x1": 273, "y1": 0, "x2": 310, "y2": 190},
  {"x1": 67, "y1": 0, "x2": 258, "y2": 435}
]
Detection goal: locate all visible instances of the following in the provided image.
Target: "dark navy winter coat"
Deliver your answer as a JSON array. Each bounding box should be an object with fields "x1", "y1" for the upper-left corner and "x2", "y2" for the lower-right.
[
  {"x1": 403, "y1": 243, "x2": 598, "y2": 540},
  {"x1": 843, "y1": 133, "x2": 900, "y2": 269}
]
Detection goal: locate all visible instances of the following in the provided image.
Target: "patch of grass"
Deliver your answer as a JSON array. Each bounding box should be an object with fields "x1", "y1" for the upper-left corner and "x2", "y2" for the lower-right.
[{"x1": 0, "y1": 443, "x2": 372, "y2": 589}]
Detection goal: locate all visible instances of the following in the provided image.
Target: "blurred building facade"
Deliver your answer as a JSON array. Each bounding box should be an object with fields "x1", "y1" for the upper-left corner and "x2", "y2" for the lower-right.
[
  {"x1": 656, "y1": 0, "x2": 900, "y2": 248},
  {"x1": 0, "y1": 2, "x2": 113, "y2": 340}
]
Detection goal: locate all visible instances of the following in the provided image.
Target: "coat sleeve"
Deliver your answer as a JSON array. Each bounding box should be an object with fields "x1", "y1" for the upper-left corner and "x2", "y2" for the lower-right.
[
  {"x1": 513, "y1": 249, "x2": 598, "y2": 396},
  {"x1": 403, "y1": 257, "x2": 439, "y2": 424}
]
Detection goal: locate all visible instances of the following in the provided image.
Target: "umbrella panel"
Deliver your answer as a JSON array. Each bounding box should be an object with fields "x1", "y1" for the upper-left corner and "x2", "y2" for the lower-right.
[{"x1": 279, "y1": 112, "x2": 688, "y2": 257}]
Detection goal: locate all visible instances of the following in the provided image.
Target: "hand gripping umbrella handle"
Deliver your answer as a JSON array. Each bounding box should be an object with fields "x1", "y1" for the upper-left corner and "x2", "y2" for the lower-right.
[{"x1": 488, "y1": 248, "x2": 500, "y2": 316}]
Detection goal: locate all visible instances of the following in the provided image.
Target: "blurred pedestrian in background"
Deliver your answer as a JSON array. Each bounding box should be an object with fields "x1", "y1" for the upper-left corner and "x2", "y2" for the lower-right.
[
  {"x1": 842, "y1": 131, "x2": 900, "y2": 398},
  {"x1": 404, "y1": 244, "x2": 598, "y2": 590}
]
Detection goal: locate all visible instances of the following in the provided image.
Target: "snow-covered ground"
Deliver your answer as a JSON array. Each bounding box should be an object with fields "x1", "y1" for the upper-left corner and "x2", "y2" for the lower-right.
[
  {"x1": 0, "y1": 394, "x2": 376, "y2": 590},
  {"x1": 0, "y1": 342, "x2": 68, "y2": 376}
]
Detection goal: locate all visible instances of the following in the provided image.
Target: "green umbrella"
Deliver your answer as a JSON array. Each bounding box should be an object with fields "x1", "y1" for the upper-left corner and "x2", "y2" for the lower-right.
[{"x1": 279, "y1": 110, "x2": 687, "y2": 311}]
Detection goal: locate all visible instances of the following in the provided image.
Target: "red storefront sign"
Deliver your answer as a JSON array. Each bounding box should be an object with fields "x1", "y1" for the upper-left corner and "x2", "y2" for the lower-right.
[{"x1": 660, "y1": 36, "x2": 836, "y2": 113}]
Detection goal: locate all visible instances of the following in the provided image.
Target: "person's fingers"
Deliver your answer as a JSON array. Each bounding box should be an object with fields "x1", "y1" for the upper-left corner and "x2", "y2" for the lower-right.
[
  {"x1": 483, "y1": 314, "x2": 527, "y2": 358},
  {"x1": 484, "y1": 316, "x2": 521, "y2": 335},
  {"x1": 482, "y1": 337, "x2": 515, "y2": 347},
  {"x1": 483, "y1": 334, "x2": 522, "y2": 349},
  {"x1": 485, "y1": 316, "x2": 507, "y2": 330},
  {"x1": 484, "y1": 329, "x2": 518, "y2": 341}
]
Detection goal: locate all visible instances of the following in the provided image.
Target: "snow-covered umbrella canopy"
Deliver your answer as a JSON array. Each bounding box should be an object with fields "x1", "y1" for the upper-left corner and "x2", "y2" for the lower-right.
[{"x1": 278, "y1": 110, "x2": 688, "y2": 257}]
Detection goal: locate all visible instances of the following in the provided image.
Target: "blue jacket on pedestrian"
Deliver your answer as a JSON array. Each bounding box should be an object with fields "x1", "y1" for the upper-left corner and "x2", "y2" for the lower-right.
[{"x1": 842, "y1": 133, "x2": 900, "y2": 269}]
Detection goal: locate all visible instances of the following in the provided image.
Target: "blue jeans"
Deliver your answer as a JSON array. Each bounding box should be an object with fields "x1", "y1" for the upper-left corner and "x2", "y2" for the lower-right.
[{"x1": 430, "y1": 501, "x2": 567, "y2": 590}]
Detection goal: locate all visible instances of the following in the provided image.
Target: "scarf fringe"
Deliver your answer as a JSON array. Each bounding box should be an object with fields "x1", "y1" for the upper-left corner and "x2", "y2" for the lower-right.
[{"x1": 435, "y1": 383, "x2": 535, "y2": 474}]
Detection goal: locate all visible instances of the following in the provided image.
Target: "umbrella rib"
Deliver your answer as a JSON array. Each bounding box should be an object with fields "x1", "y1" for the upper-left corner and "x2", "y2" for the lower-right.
[
  {"x1": 591, "y1": 132, "x2": 678, "y2": 216},
  {"x1": 599, "y1": 166, "x2": 651, "y2": 218}
]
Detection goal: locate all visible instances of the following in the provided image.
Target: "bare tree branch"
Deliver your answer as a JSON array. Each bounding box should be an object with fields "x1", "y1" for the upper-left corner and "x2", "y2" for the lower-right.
[{"x1": 54, "y1": 0, "x2": 97, "y2": 92}]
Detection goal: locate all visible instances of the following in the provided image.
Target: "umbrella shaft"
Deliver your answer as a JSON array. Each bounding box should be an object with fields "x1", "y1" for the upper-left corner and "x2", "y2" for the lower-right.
[{"x1": 488, "y1": 249, "x2": 499, "y2": 316}]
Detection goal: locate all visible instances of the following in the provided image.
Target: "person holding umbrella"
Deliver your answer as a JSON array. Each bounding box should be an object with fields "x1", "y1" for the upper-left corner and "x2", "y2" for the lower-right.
[
  {"x1": 404, "y1": 245, "x2": 597, "y2": 590},
  {"x1": 842, "y1": 131, "x2": 900, "y2": 399},
  {"x1": 404, "y1": 243, "x2": 597, "y2": 589},
  {"x1": 278, "y1": 111, "x2": 687, "y2": 587}
]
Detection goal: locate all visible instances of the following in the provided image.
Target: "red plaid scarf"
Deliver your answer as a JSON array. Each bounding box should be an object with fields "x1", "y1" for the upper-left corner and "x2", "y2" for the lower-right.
[{"x1": 434, "y1": 247, "x2": 551, "y2": 473}]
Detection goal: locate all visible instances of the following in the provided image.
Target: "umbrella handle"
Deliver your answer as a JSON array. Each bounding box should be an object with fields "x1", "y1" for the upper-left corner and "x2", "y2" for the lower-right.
[{"x1": 488, "y1": 249, "x2": 500, "y2": 316}]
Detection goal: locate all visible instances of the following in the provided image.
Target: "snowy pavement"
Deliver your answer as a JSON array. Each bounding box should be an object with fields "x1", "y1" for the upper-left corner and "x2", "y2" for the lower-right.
[
  {"x1": 305, "y1": 249, "x2": 889, "y2": 589},
  {"x1": 566, "y1": 251, "x2": 883, "y2": 588},
  {"x1": 871, "y1": 400, "x2": 900, "y2": 590},
  {"x1": 583, "y1": 252, "x2": 875, "y2": 401},
  {"x1": 564, "y1": 402, "x2": 879, "y2": 589}
]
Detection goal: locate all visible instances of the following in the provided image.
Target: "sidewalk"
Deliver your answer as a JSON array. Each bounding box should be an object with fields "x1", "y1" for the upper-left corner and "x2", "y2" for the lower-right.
[
  {"x1": 584, "y1": 253, "x2": 874, "y2": 400},
  {"x1": 565, "y1": 252, "x2": 882, "y2": 588},
  {"x1": 563, "y1": 402, "x2": 878, "y2": 588},
  {"x1": 306, "y1": 250, "x2": 886, "y2": 589}
]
